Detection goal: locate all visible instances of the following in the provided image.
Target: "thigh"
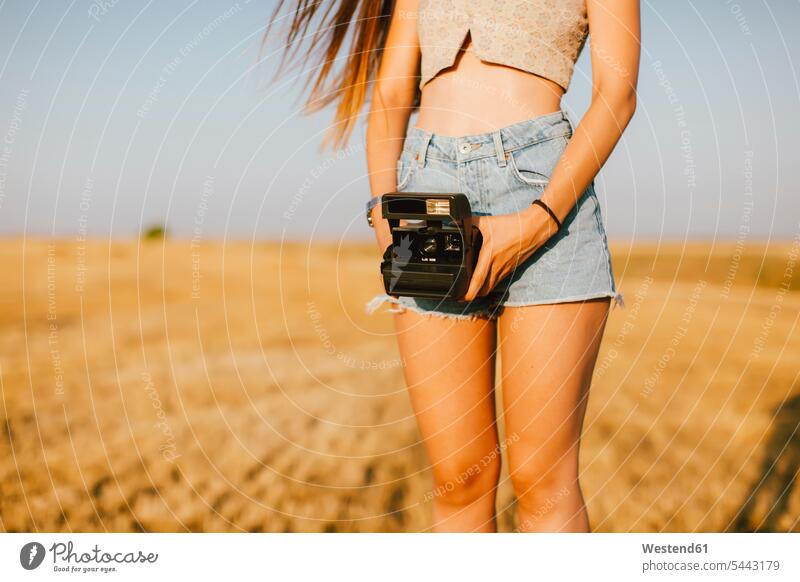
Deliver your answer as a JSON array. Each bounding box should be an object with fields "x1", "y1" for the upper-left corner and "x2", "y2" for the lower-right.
[
  {"x1": 498, "y1": 298, "x2": 610, "y2": 478},
  {"x1": 392, "y1": 310, "x2": 499, "y2": 478}
]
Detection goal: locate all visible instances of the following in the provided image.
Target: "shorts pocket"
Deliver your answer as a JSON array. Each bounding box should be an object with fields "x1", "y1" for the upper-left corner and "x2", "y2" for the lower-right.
[
  {"x1": 506, "y1": 135, "x2": 569, "y2": 188},
  {"x1": 395, "y1": 150, "x2": 417, "y2": 191}
]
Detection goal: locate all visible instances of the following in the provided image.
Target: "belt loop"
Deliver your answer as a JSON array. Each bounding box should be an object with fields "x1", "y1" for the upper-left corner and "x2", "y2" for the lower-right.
[
  {"x1": 492, "y1": 130, "x2": 507, "y2": 167},
  {"x1": 417, "y1": 132, "x2": 433, "y2": 168},
  {"x1": 562, "y1": 108, "x2": 575, "y2": 133}
]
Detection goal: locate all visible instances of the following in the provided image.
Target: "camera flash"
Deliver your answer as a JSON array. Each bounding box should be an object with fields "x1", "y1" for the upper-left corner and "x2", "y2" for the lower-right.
[{"x1": 426, "y1": 199, "x2": 450, "y2": 216}]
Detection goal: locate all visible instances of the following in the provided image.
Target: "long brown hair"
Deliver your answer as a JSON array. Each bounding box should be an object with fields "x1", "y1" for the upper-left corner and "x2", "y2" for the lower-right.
[{"x1": 262, "y1": 0, "x2": 410, "y2": 151}]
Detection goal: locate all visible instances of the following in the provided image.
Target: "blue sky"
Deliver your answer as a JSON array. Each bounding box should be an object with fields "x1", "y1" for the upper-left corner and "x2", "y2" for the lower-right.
[{"x1": 0, "y1": 0, "x2": 797, "y2": 241}]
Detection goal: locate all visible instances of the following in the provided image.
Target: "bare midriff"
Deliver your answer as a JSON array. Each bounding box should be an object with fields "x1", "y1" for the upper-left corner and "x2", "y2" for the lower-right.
[{"x1": 415, "y1": 34, "x2": 565, "y2": 137}]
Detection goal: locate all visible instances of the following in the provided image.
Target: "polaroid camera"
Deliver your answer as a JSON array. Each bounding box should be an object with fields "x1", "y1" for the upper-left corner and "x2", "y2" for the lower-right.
[{"x1": 379, "y1": 193, "x2": 482, "y2": 300}]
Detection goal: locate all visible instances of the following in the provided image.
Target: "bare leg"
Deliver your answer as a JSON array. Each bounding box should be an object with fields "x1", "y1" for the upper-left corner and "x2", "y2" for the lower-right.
[
  {"x1": 498, "y1": 298, "x2": 610, "y2": 532},
  {"x1": 393, "y1": 309, "x2": 500, "y2": 532}
]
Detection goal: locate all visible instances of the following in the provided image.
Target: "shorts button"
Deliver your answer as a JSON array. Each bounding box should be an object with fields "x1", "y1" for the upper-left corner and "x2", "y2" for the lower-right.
[{"x1": 459, "y1": 143, "x2": 471, "y2": 153}]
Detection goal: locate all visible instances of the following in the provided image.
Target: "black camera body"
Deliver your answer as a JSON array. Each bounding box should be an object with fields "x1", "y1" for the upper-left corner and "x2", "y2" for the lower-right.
[{"x1": 379, "y1": 193, "x2": 482, "y2": 300}]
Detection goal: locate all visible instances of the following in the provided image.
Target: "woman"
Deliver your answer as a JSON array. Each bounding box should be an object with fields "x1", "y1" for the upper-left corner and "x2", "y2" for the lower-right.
[{"x1": 267, "y1": 0, "x2": 639, "y2": 532}]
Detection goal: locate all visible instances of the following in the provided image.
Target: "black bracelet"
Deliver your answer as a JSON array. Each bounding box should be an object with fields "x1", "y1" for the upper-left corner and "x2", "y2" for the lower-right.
[{"x1": 531, "y1": 199, "x2": 562, "y2": 230}]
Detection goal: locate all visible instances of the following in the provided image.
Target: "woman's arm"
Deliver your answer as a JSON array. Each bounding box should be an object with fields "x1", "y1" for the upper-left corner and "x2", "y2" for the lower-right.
[
  {"x1": 366, "y1": 0, "x2": 421, "y2": 254},
  {"x1": 464, "y1": 0, "x2": 641, "y2": 300},
  {"x1": 534, "y1": 0, "x2": 640, "y2": 226}
]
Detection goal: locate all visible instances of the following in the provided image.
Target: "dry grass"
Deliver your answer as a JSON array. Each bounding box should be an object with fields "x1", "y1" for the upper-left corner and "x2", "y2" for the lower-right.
[{"x1": 0, "y1": 238, "x2": 797, "y2": 532}]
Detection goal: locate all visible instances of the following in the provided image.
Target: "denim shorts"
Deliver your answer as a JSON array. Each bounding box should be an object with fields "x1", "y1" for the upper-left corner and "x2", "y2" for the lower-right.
[{"x1": 365, "y1": 110, "x2": 624, "y2": 321}]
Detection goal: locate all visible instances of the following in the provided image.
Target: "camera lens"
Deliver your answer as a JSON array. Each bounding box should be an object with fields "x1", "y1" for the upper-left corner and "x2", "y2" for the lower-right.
[{"x1": 421, "y1": 236, "x2": 437, "y2": 255}]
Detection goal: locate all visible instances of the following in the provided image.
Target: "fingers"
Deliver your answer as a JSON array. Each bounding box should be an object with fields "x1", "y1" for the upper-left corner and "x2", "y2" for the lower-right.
[
  {"x1": 477, "y1": 269, "x2": 496, "y2": 297},
  {"x1": 375, "y1": 218, "x2": 391, "y2": 245},
  {"x1": 464, "y1": 233, "x2": 491, "y2": 301},
  {"x1": 464, "y1": 263, "x2": 486, "y2": 301}
]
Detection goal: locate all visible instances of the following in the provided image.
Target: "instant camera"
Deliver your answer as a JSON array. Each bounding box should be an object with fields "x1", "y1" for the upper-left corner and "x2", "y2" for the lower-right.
[{"x1": 379, "y1": 193, "x2": 482, "y2": 300}]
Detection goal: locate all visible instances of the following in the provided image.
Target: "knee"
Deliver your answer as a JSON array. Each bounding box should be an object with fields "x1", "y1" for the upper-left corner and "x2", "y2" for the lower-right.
[
  {"x1": 508, "y1": 461, "x2": 578, "y2": 514},
  {"x1": 427, "y1": 453, "x2": 501, "y2": 508}
]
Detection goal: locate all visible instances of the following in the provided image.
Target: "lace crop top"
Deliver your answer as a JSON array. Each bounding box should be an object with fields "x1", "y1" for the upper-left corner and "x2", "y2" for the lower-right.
[{"x1": 416, "y1": 0, "x2": 589, "y2": 91}]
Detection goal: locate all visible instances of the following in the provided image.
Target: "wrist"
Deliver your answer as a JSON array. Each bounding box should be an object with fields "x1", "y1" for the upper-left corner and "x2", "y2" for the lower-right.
[
  {"x1": 521, "y1": 203, "x2": 559, "y2": 245},
  {"x1": 366, "y1": 195, "x2": 383, "y2": 228}
]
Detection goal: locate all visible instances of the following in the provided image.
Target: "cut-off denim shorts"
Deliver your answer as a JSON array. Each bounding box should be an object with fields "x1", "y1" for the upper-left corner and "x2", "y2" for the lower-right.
[{"x1": 365, "y1": 109, "x2": 624, "y2": 321}]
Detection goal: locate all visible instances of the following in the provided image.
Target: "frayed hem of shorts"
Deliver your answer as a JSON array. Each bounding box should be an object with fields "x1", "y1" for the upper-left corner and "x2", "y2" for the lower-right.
[
  {"x1": 501, "y1": 291, "x2": 626, "y2": 310},
  {"x1": 364, "y1": 293, "x2": 499, "y2": 321}
]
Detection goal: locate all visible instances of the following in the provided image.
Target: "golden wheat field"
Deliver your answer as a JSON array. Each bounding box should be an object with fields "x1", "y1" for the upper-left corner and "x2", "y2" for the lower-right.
[{"x1": 0, "y1": 237, "x2": 798, "y2": 533}]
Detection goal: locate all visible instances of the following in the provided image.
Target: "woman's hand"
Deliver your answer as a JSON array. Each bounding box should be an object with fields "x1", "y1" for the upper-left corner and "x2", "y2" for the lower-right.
[
  {"x1": 463, "y1": 205, "x2": 559, "y2": 301},
  {"x1": 371, "y1": 205, "x2": 393, "y2": 256}
]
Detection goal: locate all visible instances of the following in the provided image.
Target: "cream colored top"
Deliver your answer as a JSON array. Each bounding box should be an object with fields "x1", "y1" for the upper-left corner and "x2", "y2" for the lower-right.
[{"x1": 416, "y1": 0, "x2": 589, "y2": 91}]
